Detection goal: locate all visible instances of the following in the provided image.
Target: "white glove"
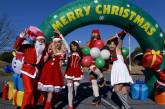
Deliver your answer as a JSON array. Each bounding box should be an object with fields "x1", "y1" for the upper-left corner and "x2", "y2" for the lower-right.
[
  {"x1": 115, "y1": 33, "x2": 119, "y2": 38},
  {"x1": 19, "y1": 28, "x2": 27, "y2": 38}
]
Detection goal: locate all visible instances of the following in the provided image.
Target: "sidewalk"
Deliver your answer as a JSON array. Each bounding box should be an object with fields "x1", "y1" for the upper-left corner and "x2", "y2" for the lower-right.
[{"x1": 0, "y1": 73, "x2": 165, "y2": 109}]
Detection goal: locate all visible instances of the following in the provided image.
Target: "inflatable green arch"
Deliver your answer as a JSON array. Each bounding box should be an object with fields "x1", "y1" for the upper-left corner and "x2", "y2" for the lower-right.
[{"x1": 39, "y1": 0, "x2": 165, "y2": 96}]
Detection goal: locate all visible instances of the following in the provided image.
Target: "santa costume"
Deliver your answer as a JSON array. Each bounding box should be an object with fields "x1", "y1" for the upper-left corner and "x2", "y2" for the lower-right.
[
  {"x1": 13, "y1": 26, "x2": 46, "y2": 109},
  {"x1": 87, "y1": 29, "x2": 104, "y2": 81},
  {"x1": 88, "y1": 29, "x2": 101, "y2": 48},
  {"x1": 108, "y1": 31, "x2": 133, "y2": 109},
  {"x1": 109, "y1": 31, "x2": 133, "y2": 86},
  {"x1": 64, "y1": 41, "x2": 83, "y2": 109},
  {"x1": 87, "y1": 29, "x2": 104, "y2": 105},
  {"x1": 38, "y1": 35, "x2": 65, "y2": 93},
  {"x1": 65, "y1": 52, "x2": 83, "y2": 81}
]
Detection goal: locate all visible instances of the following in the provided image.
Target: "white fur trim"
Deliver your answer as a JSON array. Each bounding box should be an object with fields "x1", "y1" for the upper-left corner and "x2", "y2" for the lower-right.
[
  {"x1": 72, "y1": 52, "x2": 79, "y2": 57},
  {"x1": 157, "y1": 80, "x2": 165, "y2": 86},
  {"x1": 53, "y1": 38, "x2": 61, "y2": 41},
  {"x1": 38, "y1": 82, "x2": 65, "y2": 92},
  {"x1": 21, "y1": 69, "x2": 37, "y2": 79},
  {"x1": 36, "y1": 36, "x2": 45, "y2": 39},
  {"x1": 22, "y1": 40, "x2": 30, "y2": 44},
  {"x1": 65, "y1": 74, "x2": 83, "y2": 81}
]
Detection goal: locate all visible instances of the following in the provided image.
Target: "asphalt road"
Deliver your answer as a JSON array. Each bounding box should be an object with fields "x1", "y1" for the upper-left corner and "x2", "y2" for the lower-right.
[{"x1": 0, "y1": 71, "x2": 165, "y2": 109}]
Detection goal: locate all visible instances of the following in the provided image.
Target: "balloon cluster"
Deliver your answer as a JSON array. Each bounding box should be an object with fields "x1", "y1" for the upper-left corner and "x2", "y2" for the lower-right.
[{"x1": 81, "y1": 40, "x2": 110, "y2": 69}]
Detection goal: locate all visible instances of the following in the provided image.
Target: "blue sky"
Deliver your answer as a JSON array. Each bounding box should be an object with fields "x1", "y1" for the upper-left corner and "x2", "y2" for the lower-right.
[{"x1": 0, "y1": 0, "x2": 165, "y2": 52}]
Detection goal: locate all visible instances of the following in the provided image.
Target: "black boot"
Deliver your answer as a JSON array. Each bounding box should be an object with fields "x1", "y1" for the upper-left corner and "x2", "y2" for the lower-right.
[
  {"x1": 73, "y1": 96, "x2": 79, "y2": 107},
  {"x1": 98, "y1": 77, "x2": 105, "y2": 87},
  {"x1": 92, "y1": 96, "x2": 101, "y2": 105},
  {"x1": 116, "y1": 92, "x2": 132, "y2": 109}
]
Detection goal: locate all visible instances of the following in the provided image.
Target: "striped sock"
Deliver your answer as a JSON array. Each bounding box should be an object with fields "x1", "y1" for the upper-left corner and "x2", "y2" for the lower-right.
[{"x1": 116, "y1": 92, "x2": 130, "y2": 109}]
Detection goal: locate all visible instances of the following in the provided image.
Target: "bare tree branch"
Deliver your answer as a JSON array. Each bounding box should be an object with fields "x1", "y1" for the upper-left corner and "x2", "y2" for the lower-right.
[{"x1": 0, "y1": 15, "x2": 17, "y2": 51}]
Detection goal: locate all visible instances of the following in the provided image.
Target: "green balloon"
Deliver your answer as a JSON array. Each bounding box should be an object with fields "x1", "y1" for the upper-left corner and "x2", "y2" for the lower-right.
[
  {"x1": 96, "y1": 57, "x2": 105, "y2": 69},
  {"x1": 122, "y1": 47, "x2": 129, "y2": 58},
  {"x1": 82, "y1": 47, "x2": 90, "y2": 56}
]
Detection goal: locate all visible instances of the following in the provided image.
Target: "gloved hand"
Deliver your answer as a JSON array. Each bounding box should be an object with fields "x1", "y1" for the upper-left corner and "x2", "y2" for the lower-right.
[
  {"x1": 117, "y1": 31, "x2": 126, "y2": 40},
  {"x1": 19, "y1": 28, "x2": 27, "y2": 38}
]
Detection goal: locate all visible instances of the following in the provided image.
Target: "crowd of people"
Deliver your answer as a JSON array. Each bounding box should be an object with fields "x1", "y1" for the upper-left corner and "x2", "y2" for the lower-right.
[{"x1": 13, "y1": 26, "x2": 133, "y2": 109}]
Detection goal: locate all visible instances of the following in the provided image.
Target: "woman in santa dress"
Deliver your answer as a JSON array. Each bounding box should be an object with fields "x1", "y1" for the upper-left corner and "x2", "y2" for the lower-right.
[
  {"x1": 87, "y1": 29, "x2": 101, "y2": 48},
  {"x1": 65, "y1": 41, "x2": 83, "y2": 109},
  {"x1": 38, "y1": 34, "x2": 67, "y2": 109},
  {"x1": 107, "y1": 30, "x2": 133, "y2": 109},
  {"x1": 86, "y1": 29, "x2": 105, "y2": 105}
]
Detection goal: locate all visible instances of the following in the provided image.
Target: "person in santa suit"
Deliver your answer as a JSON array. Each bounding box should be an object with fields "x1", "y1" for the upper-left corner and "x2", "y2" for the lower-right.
[
  {"x1": 87, "y1": 29, "x2": 105, "y2": 105},
  {"x1": 64, "y1": 40, "x2": 83, "y2": 109},
  {"x1": 87, "y1": 30, "x2": 105, "y2": 85},
  {"x1": 13, "y1": 27, "x2": 46, "y2": 109},
  {"x1": 38, "y1": 34, "x2": 67, "y2": 109},
  {"x1": 87, "y1": 29, "x2": 101, "y2": 48},
  {"x1": 107, "y1": 30, "x2": 133, "y2": 109}
]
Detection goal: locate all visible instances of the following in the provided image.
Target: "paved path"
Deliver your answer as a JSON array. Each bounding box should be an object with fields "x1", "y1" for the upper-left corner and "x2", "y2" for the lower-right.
[{"x1": 0, "y1": 73, "x2": 165, "y2": 109}]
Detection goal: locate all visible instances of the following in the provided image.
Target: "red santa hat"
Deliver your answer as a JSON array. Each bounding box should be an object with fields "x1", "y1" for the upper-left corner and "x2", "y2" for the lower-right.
[
  {"x1": 27, "y1": 26, "x2": 45, "y2": 40},
  {"x1": 53, "y1": 35, "x2": 62, "y2": 41},
  {"x1": 92, "y1": 29, "x2": 100, "y2": 35},
  {"x1": 36, "y1": 32, "x2": 45, "y2": 40}
]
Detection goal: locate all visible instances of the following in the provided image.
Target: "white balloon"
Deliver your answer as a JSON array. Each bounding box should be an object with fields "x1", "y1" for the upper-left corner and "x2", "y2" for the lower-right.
[
  {"x1": 100, "y1": 49, "x2": 110, "y2": 60},
  {"x1": 90, "y1": 47, "x2": 101, "y2": 58},
  {"x1": 12, "y1": 57, "x2": 23, "y2": 74}
]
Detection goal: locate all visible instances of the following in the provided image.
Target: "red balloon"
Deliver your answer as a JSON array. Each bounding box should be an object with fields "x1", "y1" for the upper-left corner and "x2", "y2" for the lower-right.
[
  {"x1": 81, "y1": 56, "x2": 93, "y2": 67},
  {"x1": 94, "y1": 40, "x2": 105, "y2": 49}
]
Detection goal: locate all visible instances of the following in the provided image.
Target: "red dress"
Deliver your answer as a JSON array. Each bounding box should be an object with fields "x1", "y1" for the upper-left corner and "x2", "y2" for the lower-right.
[
  {"x1": 88, "y1": 39, "x2": 98, "y2": 48},
  {"x1": 38, "y1": 54, "x2": 64, "y2": 92},
  {"x1": 65, "y1": 52, "x2": 83, "y2": 80}
]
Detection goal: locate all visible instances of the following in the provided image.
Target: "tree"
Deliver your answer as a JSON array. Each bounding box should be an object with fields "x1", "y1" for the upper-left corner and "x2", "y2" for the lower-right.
[
  {"x1": 0, "y1": 52, "x2": 13, "y2": 63},
  {"x1": 131, "y1": 47, "x2": 142, "y2": 57},
  {"x1": 131, "y1": 47, "x2": 143, "y2": 65},
  {"x1": 0, "y1": 15, "x2": 17, "y2": 52}
]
